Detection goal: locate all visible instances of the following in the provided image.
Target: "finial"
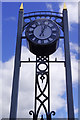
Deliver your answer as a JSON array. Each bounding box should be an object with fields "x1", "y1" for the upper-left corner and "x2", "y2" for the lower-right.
[
  {"x1": 20, "y1": 3, "x2": 23, "y2": 10},
  {"x1": 63, "y1": 3, "x2": 67, "y2": 9}
]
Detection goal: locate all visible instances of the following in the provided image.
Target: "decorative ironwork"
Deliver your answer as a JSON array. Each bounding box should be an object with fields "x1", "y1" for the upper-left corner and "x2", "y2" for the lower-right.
[
  {"x1": 29, "y1": 56, "x2": 55, "y2": 119},
  {"x1": 23, "y1": 11, "x2": 63, "y2": 29},
  {"x1": 35, "y1": 56, "x2": 49, "y2": 117},
  {"x1": 22, "y1": 11, "x2": 64, "y2": 40},
  {"x1": 9, "y1": 7, "x2": 74, "y2": 120},
  {"x1": 21, "y1": 11, "x2": 65, "y2": 120}
]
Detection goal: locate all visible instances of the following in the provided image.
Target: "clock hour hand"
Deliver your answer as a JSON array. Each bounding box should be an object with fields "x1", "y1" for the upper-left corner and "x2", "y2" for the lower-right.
[{"x1": 39, "y1": 30, "x2": 44, "y2": 37}]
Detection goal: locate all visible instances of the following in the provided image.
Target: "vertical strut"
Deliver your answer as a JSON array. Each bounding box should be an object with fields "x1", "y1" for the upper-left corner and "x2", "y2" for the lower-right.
[
  {"x1": 34, "y1": 56, "x2": 38, "y2": 119},
  {"x1": 34, "y1": 56, "x2": 50, "y2": 119},
  {"x1": 63, "y1": 8, "x2": 74, "y2": 119},
  {"x1": 9, "y1": 6, "x2": 24, "y2": 119},
  {"x1": 48, "y1": 56, "x2": 50, "y2": 113}
]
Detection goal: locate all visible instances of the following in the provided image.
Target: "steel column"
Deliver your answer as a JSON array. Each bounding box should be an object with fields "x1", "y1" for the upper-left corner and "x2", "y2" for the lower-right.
[
  {"x1": 63, "y1": 9, "x2": 74, "y2": 119},
  {"x1": 35, "y1": 56, "x2": 50, "y2": 118},
  {"x1": 9, "y1": 8, "x2": 24, "y2": 119}
]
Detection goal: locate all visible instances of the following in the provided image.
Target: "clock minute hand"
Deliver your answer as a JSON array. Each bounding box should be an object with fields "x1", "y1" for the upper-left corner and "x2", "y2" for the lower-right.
[
  {"x1": 39, "y1": 25, "x2": 47, "y2": 37},
  {"x1": 39, "y1": 25, "x2": 44, "y2": 36}
]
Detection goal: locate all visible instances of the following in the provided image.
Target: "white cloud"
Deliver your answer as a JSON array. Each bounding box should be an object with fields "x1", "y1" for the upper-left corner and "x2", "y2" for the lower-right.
[
  {"x1": 46, "y1": 2, "x2": 78, "y2": 31},
  {"x1": 70, "y1": 42, "x2": 80, "y2": 55},
  {"x1": 46, "y1": 3, "x2": 53, "y2": 11},
  {"x1": 1, "y1": 43, "x2": 78, "y2": 118},
  {"x1": 74, "y1": 108, "x2": 78, "y2": 114},
  {"x1": 70, "y1": 42, "x2": 78, "y2": 53},
  {"x1": 59, "y1": 2, "x2": 78, "y2": 30}
]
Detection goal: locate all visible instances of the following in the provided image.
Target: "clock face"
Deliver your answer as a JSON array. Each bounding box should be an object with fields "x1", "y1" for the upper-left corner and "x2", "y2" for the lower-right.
[{"x1": 25, "y1": 19, "x2": 60, "y2": 45}]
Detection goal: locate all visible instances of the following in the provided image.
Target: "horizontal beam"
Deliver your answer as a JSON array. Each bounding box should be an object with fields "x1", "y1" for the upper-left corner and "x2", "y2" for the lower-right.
[
  {"x1": 24, "y1": 11, "x2": 63, "y2": 15},
  {"x1": 20, "y1": 60, "x2": 65, "y2": 63}
]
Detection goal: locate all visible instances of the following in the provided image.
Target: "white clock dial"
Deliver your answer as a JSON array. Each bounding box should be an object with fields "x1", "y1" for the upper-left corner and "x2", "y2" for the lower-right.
[{"x1": 34, "y1": 26, "x2": 51, "y2": 40}]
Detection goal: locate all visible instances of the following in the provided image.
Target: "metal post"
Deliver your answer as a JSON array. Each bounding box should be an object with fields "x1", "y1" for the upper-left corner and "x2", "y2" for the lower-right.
[
  {"x1": 34, "y1": 56, "x2": 37, "y2": 120},
  {"x1": 63, "y1": 3, "x2": 74, "y2": 119},
  {"x1": 48, "y1": 56, "x2": 50, "y2": 113},
  {"x1": 9, "y1": 3, "x2": 24, "y2": 119}
]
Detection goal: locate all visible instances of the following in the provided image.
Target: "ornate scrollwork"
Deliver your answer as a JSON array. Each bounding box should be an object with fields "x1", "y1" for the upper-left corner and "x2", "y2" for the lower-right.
[
  {"x1": 47, "y1": 111, "x2": 55, "y2": 120},
  {"x1": 29, "y1": 110, "x2": 35, "y2": 116},
  {"x1": 29, "y1": 110, "x2": 37, "y2": 120},
  {"x1": 50, "y1": 111, "x2": 56, "y2": 116},
  {"x1": 35, "y1": 56, "x2": 49, "y2": 118},
  {"x1": 29, "y1": 56, "x2": 56, "y2": 119}
]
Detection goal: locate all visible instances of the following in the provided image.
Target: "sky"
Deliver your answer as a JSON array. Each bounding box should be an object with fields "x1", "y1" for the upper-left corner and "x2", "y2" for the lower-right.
[{"x1": 0, "y1": 1, "x2": 79, "y2": 120}]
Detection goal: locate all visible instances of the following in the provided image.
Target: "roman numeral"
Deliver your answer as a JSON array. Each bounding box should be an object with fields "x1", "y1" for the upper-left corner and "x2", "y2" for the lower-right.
[
  {"x1": 29, "y1": 33, "x2": 33, "y2": 36},
  {"x1": 52, "y1": 28, "x2": 56, "y2": 31},
  {"x1": 32, "y1": 24, "x2": 36, "y2": 28},
  {"x1": 53, "y1": 33, "x2": 56, "y2": 36}
]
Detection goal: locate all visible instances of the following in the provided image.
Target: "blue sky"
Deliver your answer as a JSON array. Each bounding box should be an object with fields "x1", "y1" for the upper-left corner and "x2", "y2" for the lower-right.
[
  {"x1": 2, "y1": 2, "x2": 78, "y2": 62},
  {"x1": 2, "y1": 2, "x2": 61, "y2": 62},
  {"x1": 1, "y1": 2, "x2": 79, "y2": 119}
]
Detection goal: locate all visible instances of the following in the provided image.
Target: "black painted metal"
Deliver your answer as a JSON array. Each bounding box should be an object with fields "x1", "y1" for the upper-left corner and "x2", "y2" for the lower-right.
[
  {"x1": 27, "y1": 40, "x2": 59, "y2": 56},
  {"x1": 20, "y1": 60, "x2": 65, "y2": 63},
  {"x1": 29, "y1": 56, "x2": 55, "y2": 120},
  {"x1": 63, "y1": 9, "x2": 74, "y2": 119},
  {"x1": 23, "y1": 11, "x2": 63, "y2": 31},
  {"x1": 9, "y1": 9, "x2": 24, "y2": 119},
  {"x1": 24, "y1": 11, "x2": 63, "y2": 15},
  {"x1": 25, "y1": 18, "x2": 60, "y2": 56}
]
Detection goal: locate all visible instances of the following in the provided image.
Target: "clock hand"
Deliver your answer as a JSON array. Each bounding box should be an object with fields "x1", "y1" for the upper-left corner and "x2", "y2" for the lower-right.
[
  {"x1": 39, "y1": 25, "x2": 44, "y2": 37},
  {"x1": 39, "y1": 25, "x2": 47, "y2": 37},
  {"x1": 41, "y1": 25, "x2": 44, "y2": 35}
]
